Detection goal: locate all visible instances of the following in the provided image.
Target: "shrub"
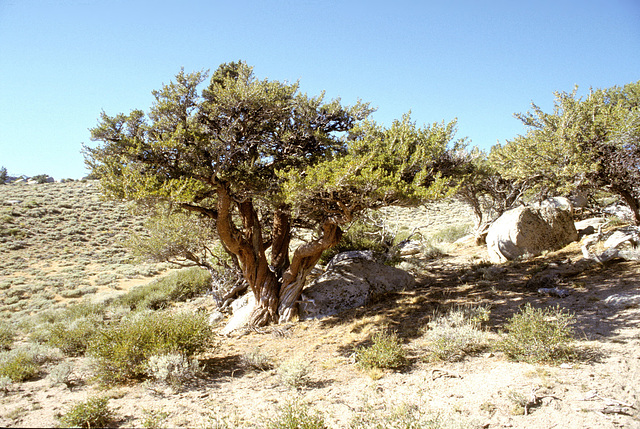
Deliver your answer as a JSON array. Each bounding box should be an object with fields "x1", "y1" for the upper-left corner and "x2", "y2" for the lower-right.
[
  {"x1": 146, "y1": 353, "x2": 201, "y2": 387},
  {"x1": 277, "y1": 358, "x2": 311, "y2": 389},
  {"x1": 265, "y1": 400, "x2": 327, "y2": 429},
  {"x1": 46, "y1": 316, "x2": 101, "y2": 356},
  {"x1": 419, "y1": 306, "x2": 490, "y2": 362},
  {"x1": 88, "y1": 310, "x2": 212, "y2": 383},
  {"x1": 0, "y1": 349, "x2": 39, "y2": 382},
  {"x1": 429, "y1": 223, "x2": 473, "y2": 243},
  {"x1": 349, "y1": 403, "x2": 443, "y2": 429},
  {"x1": 49, "y1": 361, "x2": 73, "y2": 388},
  {"x1": 116, "y1": 267, "x2": 211, "y2": 310},
  {"x1": 34, "y1": 301, "x2": 106, "y2": 356},
  {"x1": 355, "y1": 331, "x2": 406, "y2": 370},
  {"x1": 57, "y1": 396, "x2": 114, "y2": 428},
  {"x1": 241, "y1": 348, "x2": 274, "y2": 371},
  {"x1": 0, "y1": 320, "x2": 15, "y2": 350},
  {"x1": 498, "y1": 303, "x2": 576, "y2": 363},
  {"x1": 0, "y1": 343, "x2": 63, "y2": 382}
]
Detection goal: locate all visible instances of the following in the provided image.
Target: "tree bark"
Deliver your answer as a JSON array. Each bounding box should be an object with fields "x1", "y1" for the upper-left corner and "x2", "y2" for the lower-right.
[
  {"x1": 215, "y1": 183, "x2": 280, "y2": 326},
  {"x1": 617, "y1": 189, "x2": 640, "y2": 226},
  {"x1": 270, "y1": 209, "x2": 291, "y2": 278},
  {"x1": 277, "y1": 221, "x2": 342, "y2": 323}
]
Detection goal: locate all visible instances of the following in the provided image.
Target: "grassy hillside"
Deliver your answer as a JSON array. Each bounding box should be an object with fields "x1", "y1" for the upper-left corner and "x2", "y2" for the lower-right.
[{"x1": 0, "y1": 181, "x2": 171, "y2": 320}]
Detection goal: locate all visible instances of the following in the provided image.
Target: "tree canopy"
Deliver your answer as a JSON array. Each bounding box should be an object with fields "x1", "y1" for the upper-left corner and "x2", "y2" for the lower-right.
[
  {"x1": 489, "y1": 81, "x2": 640, "y2": 224},
  {"x1": 84, "y1": 61, "x2": 466, "y2": 326}
]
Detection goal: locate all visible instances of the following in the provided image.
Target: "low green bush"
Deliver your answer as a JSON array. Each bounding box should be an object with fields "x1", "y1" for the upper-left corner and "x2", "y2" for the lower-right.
[
  {"x1": 88, "y1": 310, "x2": 212, "y2": 384},
  {"x1": 0, "y1": 320, "x2": 15, "y2": 350},
  {"x1": 355, "y1": 331, "x2": 406, "y2": 370},
  {"x1": 30, "y1": 301, "x2": 106, "y2": 356},
  {"x1": 116, "y1": 267, "x2": 211, "y2": 310},
  {"x1": 498, "y1": 303, "x2": 576, "y2": 363},
  {"x1": 46, "y1": 316, "x2": 102, "y2": 356},
  {"x1": 428, "y1": 223, "x2": 473, "y2": 243},
  {"x1": 0, "y1": 343, "x2": 61, "y2": 382},
  {"x1": 57, "y1": 396, "x2": 114, "y2": 428},
  {"x1": 0, "y1": 349, "x2": 39, "y2": 382}
]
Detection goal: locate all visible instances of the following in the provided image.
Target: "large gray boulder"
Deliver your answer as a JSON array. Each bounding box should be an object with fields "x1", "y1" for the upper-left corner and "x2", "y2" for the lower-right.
[
  {"x1": 299, "y1": 251, "x2": 415, "y2": 320},
  {"x1": 486, "y1": 197, "x2": 578, "y2": 263}
]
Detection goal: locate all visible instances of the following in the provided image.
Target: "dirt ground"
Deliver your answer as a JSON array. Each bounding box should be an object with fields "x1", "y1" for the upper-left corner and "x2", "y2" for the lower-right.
[
  {"x1": 1, "y1": 184, "x2": 639, "y2": 428},
  {"x1": 2, "y1": 243, "x2": 639, "y2": 428}
]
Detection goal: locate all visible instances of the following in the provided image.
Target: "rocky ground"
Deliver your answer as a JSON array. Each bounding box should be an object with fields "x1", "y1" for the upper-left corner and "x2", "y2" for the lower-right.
[{"x1": 0, "y1": 181, "x2": 639, "y2": 428}]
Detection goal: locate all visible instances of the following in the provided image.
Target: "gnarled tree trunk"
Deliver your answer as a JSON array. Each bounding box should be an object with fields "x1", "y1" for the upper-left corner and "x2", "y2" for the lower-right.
[
  {"x1": 278, "y1": 221, "x2": 342, "y2": 323},
  {"x1": 215, "y1": 184, "x2": 341, "y2": 327}
]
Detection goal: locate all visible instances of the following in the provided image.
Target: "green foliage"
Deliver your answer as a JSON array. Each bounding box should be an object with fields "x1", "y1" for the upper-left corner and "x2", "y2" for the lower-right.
[
  {"x1": 0, "y1": 343, "x2": 61, "y2": 382},
  {"x1": 491, "y1": 81, "x2": 640, "y2": 223},
  {"x1": 320, "y1": 217, "x2": 393, "y2": 264},
  {"x1": 0, "y1": 166, "x2": 7, "y2": 184},
  {"x1": 35, "y1": 301, "x2": 106, "y2": 356},
  {"x1": 57, "y1": 396, "x2": 114, "y2": 428},
  {"x1": 127, "y1": 209, "x2": 219, "y2": 267},
  {"x1": 355, "y1": 331, "x2": 407, "y2": 370},
  {"x1": 141, "y1": 408, "x2": 169, "y2": 429},
  {"x1": 0, "y1": 349, "x2": 39, "y2": 382},
  {"x1": 31, "y1": 174, "x2": 51, "y2": 184},
  {"x1": 498, "y1": 303, "x2": 576, "y2": 363},
  {"x1": 46, "y1": 317, "x2": 101, "y2": 356},
  {"x1": 115, "y1": 267, "x2": 211, "y2": 310},
  {"x1": 0, "y1": 320, "x2": 15, "y2": 350},
  {"x1": 265, "y1": 400, "x2": 327, "y2": 429},
  {"x1": 281, "y1": 114, "x2": 466, "y2": 223},
  {"x1": 419, "y1": 306, "x2": 490, "y2": 362},
  {"x1": 428, "y1": 223, "x2": 473, "y2": 243},
  {"x1": 88, "y1": 310, "x2": 212, "y2": 383}
]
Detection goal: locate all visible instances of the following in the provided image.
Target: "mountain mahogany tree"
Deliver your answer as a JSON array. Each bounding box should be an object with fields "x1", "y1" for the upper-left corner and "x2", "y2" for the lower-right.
[
  {"x1": 84, "y1": 62, "x2": 465, "y2": 326},
  {"x1": 490, "y1": 81, "x2": 640, "y2": 224}
]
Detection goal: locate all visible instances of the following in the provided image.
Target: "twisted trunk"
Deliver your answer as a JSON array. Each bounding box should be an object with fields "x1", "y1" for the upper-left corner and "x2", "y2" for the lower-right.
[
  {"x1": 278, "y1": 221, "x2": 342, "y2": 323},
  {"x1": 216, "y1": 183, "x2": 342, "y2": 326},
  {"x1": 216, "y1": 184, "x2": 279, "y2": 326}
]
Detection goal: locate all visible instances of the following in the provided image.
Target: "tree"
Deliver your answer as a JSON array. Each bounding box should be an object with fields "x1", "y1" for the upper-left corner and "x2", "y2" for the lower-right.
[
  {"x1": 0, "y1": 167, "x2": 7, "y2": 185},
  {"x1": 84, "y1": 62, "x2": 465, "y2": 326},
  {"x1": 452, "y1": 149, "x2": 530, "y2": 242},
  {"x1": 491, "y1": 81, "x2": 640, "y2": 224}
]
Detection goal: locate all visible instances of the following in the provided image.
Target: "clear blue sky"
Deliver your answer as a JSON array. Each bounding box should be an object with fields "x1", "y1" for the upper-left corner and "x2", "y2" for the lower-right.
[{"x1": 1, "y1": 0, "x2": 639, "y2": 180}]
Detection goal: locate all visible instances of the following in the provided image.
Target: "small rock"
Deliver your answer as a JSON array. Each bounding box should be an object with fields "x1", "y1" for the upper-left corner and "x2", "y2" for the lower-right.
[{"x1": 538, "y1": 287, "x2": 570, "y2": 298}]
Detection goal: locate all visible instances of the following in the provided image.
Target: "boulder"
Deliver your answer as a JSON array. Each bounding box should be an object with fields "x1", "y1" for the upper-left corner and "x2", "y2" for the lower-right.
[
  {"x1": 486, "y1": 197, "x2": 578, "y2": 263},
  {"x1": 219, "y1": 293, "x2": 255, "y2": 336},
  {"x1": 299, "y1": 251, "x2": 415, "y2": 320}
]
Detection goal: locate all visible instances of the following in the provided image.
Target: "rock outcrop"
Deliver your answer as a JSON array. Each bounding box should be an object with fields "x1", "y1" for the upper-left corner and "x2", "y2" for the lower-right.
[
  {"x1": 299, "y1": 251, "x2": 415, "y2": 320},
  {"x1": 486, "y1": 197, "x2": 578, "y2": 263}
]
